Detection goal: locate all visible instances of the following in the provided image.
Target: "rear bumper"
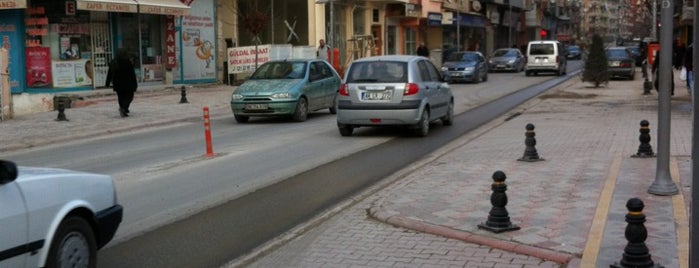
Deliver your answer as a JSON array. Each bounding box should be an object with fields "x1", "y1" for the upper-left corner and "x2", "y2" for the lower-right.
[{"x1": 337, "y1": 100, "x2": 422, "y2": 125}]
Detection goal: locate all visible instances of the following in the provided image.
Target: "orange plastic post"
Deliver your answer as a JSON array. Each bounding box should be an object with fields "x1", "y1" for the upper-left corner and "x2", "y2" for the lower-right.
[{"x1": 203, "y1": 106, "x2": 214, "y2": 157}]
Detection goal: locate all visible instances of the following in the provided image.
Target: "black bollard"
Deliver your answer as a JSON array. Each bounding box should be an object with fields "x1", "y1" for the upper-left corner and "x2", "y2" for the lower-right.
[
  {"x1": 518, "y1": 123, "x2": 544, "y2": 162},
  {"x1": 643, "y1": 79, "x2": 652, "y2": 95},
  {"x1": 179, "y1": 86, "x2": 189, "y2": 103},
  {"x1": 610, "y1": 198, "x2": 663, "y2": 268},
  {"x1": 56, "y1": 102, "x2": 68, "y2": 121},
  {"x1": 478, "y1": 171, "x2": 520, "y2": 233},
  {"x1": 632, "y1": 120, "x2": 655, "y2": 158}
]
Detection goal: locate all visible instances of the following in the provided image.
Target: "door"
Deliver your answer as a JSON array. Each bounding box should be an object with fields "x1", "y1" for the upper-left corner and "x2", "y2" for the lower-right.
[
  {"x1": 0, "y1": 181, "x2": 28, "y2": 267},
  {"x1": 387, "y1": 26, "x2": 396, "y2": 55},
  {"x1": 91, "y1": 22, "x2": 112, "y2": 88},
  {"x1": 371, "y1": 25, "x2": 382, "y2": 55}
]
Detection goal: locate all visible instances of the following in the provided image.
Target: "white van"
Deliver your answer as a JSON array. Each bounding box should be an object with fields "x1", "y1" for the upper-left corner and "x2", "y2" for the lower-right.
[{"x1": 525, "y1": 40, "x2": 567, "y2": 76}]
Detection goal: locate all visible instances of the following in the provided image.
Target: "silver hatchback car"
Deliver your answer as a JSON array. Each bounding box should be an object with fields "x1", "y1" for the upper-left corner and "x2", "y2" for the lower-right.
[{"x1": 336, "y1": 55, "x2": 454, "y2": 137}]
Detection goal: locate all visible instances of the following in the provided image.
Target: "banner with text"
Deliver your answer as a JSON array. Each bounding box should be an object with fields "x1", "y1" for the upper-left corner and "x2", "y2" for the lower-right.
[{"x1": 227, "y1": 45, "x2": 271, "y2": 74}]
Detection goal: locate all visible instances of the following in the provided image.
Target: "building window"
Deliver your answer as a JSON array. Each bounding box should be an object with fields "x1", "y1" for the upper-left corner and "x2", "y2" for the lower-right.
[
  {"x1": 353, "y1": 6, "x2": 365, "y2": 35},
  {"x1": 405, "y1": 28, "x2": 416, "y2": 55},
  {"x1": 372, "y1": 9, "x2": 379, "y2": 23}
]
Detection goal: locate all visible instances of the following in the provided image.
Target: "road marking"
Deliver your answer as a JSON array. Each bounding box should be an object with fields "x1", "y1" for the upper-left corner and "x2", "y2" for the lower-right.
[
  {"x1": 670, "y1": 156, "x2": 689, "y2": 268},
  {"x1": 580, "y1": 153, "x2": 622, "y2": 267}
]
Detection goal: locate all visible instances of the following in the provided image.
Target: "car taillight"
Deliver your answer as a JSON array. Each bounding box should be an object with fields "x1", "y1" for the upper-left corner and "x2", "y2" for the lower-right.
[
  {"x1": 339, "y1": 84, "x2": 349, "y2": 96},
  {"x1": 620, "y1": 62, "x2": 632, "y2": 68},
  {"x1": 556, "y1": 56, "x2": 560, "y2": 63},
  {"x1": 404, "y1": 83, "x2": 419, "y2": 95}
]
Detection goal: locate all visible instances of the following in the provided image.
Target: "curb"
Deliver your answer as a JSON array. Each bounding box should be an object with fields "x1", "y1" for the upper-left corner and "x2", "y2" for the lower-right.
[{"x1": 367, "y1": 206, "x2": 578, "y2": 265}]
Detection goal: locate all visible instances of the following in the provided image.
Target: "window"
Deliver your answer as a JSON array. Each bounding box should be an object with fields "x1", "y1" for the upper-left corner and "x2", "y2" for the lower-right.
[{"x1": 405, "y1": 28, "x2": 416, "y2": 55}]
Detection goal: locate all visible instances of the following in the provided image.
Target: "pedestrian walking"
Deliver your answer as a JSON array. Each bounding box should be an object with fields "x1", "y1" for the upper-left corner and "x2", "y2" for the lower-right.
[
  {"x1": 317, "y1": 39, "x2": 329, "y2": 62},
  {"x1": 416, "y1": 42, "x2": 429, "y2": 57},
  {"x1": 684, "y1": 43, "x2": 694, "y2": 95},
  {"x1": 105, "y1": 48, "x2": 138, "y2": 117}
]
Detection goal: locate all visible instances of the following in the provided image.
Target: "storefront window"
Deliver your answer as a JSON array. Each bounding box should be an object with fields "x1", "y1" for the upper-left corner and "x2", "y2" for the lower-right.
[
  {"x1": 26, "y1": 0, "x2": 93, "y2": 89},
  {"x1": 116, "y1": 13, "x2": 164, "y2": 83}
]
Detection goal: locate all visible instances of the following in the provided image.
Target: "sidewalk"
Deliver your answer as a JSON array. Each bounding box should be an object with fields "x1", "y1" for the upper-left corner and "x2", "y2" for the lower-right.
[
  {"x1": 0, "y1": 85, "x2": 235, "y2": 152},
  {"x1": 232, "y1": 74, "x2": 692, "y2": 268}
]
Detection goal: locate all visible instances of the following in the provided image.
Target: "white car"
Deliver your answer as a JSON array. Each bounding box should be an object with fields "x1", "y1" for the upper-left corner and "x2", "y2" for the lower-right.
[{"x1": 0, "y1": 160, "x2": 122, "y2": 268}]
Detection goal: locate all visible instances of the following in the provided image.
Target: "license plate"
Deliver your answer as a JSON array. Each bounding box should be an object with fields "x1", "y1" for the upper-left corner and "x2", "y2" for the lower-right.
[
  {"x1": 497, "y1": 64, "x2": 505, "y2": 68},
  {"x1": 450, "y1": 72, "x2": 463, "y2": 77},
  {"x1": 362, "y1": 90, "x2": 392, "y2": 101},
  {"x1": 245, "y1": 103, "x2": 268, "y2": 110},
  {"x1": 609, "y1": 61, "x2": 620, "y2": 67}
]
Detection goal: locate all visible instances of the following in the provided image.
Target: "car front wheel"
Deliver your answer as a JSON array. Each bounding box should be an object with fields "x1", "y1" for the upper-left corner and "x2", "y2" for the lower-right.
[
  {"x1": 234, "y1": 114, "x2": 249, "y2": 123},
  {"x1": 46, "y1": 216, "x2": 97, "y2": 268},
  {"x1": 291, "y1": 98, "x2": 308, "y2": 122}
]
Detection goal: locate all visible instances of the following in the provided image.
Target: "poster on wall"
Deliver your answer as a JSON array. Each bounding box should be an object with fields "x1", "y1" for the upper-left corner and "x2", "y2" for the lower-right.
[
  {"x1": 174, "y1": 0, "x2": 215, "y2": 82},
  {"x1": 0, "y1": 10, "x2": 25, "y2": 93},
  {"x1": 51, "y1": 59, "x2": 92, "y2": 88},
  {"x1": 25, "y1": 47, "x2": 51, "y2": 87},
  {"x1": 227, "y1": 45, "x2": 271, "y2": 74}
]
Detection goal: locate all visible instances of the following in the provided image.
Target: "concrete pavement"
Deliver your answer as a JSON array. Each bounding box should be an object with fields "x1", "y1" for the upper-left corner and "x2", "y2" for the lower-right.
[{"x1": 0, "y1": 73, "x2": 692, "y2": 268}]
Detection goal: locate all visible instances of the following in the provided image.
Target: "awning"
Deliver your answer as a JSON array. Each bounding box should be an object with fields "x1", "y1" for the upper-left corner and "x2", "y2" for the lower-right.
[
  {"x1": 0, "y1": 0, "x2": 27, "y2": 9},
  {"x1": 136, "y1": 0, "x2": 190, "y2": 16},
  {"x1": 76, "y1": 0, "x2": 138, "y2": 13}
]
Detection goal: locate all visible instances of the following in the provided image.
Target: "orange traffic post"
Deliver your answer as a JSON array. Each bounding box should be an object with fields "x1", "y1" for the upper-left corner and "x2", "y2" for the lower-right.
[{"x1": 203, "y1": 106, "x2": 215, "y2": 157}]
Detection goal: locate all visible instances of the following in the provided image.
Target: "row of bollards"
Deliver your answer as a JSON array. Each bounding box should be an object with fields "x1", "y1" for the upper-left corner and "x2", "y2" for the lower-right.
[{"x1": 476, "y1": 122, "x2": 666, "y2": 266}]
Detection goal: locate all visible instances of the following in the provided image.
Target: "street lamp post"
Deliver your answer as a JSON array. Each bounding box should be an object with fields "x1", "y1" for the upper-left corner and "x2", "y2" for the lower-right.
[{"x1": 508, "y1": 0, "x2": 512, "y2": 47}]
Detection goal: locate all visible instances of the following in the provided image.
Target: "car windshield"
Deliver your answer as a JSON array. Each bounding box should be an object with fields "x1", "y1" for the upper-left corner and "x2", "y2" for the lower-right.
[
  {"x1": 567, "y1": 46, "x2": 580, "y2": 52},
  {"x1": 250, "y1": 61, "x2": 307, "y2": 79},
  {"x1": 493, "y1": 50, "x2": 517, "y2": 57},
  {"x1": 346, "y1": 61, "x2": 407, "y2": 83},
  {"x1": 529, "y1": 44, "x2": 554, "y2": 55},
  {"x1": 447, "y1": 52, "x2": 478, "y2": 62},
  {"x1": 606, "y1": 49, "x2": 628, "y2": 58}
]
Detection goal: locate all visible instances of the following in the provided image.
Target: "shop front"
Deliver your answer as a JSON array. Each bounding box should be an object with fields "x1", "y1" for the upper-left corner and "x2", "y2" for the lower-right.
[{"x1": 5, "y1": 0, "x2": 216, "y2": 96}]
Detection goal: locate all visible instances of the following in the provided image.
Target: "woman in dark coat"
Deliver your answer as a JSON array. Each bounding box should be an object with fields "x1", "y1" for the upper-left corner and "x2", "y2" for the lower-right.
[{"x1": 105, "y1": 48, "x2": 138, "y2": 117}]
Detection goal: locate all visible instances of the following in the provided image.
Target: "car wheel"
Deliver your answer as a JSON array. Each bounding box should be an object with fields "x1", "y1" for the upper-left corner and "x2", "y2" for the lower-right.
[
  {"x1": 329, "y1": 95, "x2": 338, "y2": 114},
  {"x1": 525, "y1": 71, "x2": 531, "y2": 76},
  {"x1": 338, "y1": 124, "x2": 353, "y2": 136},
  {"x1": 441, "y1": 100, "x2": 454, "y2": 126},
  {"x1": 234, "y1": 114, "x2": 249, "y2": 123},
  {"x1": 291, "y1": 98, "x2": 308, "y2": 122},
  {"x1": 629, "y1": 72, "x2": 635, "y2": 80},
  {"x1": 483, "y1": 72, "x2": 488, "y2": 82},
  {"x1": 414, "y1": 109, "x2": 430, "y2": 137},
  {"x1": 46, "y1": 216, "x2": 97, "y2": 268}
]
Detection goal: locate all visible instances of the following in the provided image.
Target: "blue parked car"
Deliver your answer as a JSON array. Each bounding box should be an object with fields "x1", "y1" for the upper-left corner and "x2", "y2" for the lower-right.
[
  {"x1": 441, "y1": 51, "x2": 488, "y2": 83},
  {"x1": 230, "y1": 59, "x2": 341, "y2": 123}
]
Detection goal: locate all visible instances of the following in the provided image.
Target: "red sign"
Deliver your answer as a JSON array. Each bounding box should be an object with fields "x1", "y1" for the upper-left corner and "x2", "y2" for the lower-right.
[
  {"x1": 165, "y1": 16, "x2": 176, "y2": 69},
  {"x1": 25, "y1": 47, "x2": 51, "y2": 87},
  {"x1": 65, "y1": 1, "x2": 75, "y2": 16}
]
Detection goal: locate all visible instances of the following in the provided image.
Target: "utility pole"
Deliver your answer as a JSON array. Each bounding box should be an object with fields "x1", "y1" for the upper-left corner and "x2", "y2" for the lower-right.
[
  {"x1": 691, "y1": 0, "x2": 699, "y2": 264},
  {"x1": 651, "y1": 0, "x2": 657, "y2": 40},
  {"x1": 508, "y1": 0, "x2": 512, "y2": 47},
  {"x1": 456, "y1": 0, "x2": 461, "y2": 50}
]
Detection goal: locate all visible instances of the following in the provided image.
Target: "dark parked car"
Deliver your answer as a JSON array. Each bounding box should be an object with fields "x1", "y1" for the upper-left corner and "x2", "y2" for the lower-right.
[
  {"x1": 566, "y1": 45, "x2": 582, "y2": 60},
  {"x1": 488, "y1": 48, "x2": 525, "y2": 72},
  {"x1": 441, "y1": 51, "x2": 488, "y2": 83},
  {"x1": 606, "y1": 47, "x2": 636, "y2": 80}
]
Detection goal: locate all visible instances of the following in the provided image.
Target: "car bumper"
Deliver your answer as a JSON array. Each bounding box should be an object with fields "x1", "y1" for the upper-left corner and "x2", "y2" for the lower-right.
[
  {"x1": 336, "y1": 100, "x2": 422, "y2": 125},
  {"x1": 608, "y1": 68, "x2": 634, "y2": 77},
  {"x1": 94, "y1": 204, "x2": 123, "y2": 249},
  {"x1": 488, "y1": 64, "x2": 517, "y2": 71},
  {"x1": 443, "y1": 71, "x2": 477, "y2": 81},
  {"x1": 230, "y1": 101, "x2": 297, "y2": 116},
  {"x1": 526, "y1": 64, "x2": 560, "y2": 71}
]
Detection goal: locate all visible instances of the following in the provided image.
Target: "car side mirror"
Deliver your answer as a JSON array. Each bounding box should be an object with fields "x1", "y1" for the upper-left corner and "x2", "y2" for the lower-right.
[{"x1": 0, "y1": 160, "x2": 18, "y2": 184}]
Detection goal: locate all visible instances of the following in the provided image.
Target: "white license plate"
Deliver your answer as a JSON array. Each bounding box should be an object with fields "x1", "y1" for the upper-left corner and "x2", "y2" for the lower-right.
[
  {"x1": 609, "y1": 61, "x2": 620, "y2": 67},
  {"x1": 362, "y1": 91, "x2": 392, "y2": 101},
  {"x1": 450, "y1": 72, "x2": 463, "y2": 77},
  {"x1": 245, "y1": 103, "x2": 268, "y2": 110},
  {"x1": 497, "y1": 64, "x2": 506, "y2": 68}
]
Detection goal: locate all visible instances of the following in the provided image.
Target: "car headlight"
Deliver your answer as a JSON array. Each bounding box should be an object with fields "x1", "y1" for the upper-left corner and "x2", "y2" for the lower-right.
[
  {"x1": 232, "y1": 93, "x2": 243, "y2": 100},
  {"x1": 441, "y1": 66, "x2": 448, "y2": 71},
  {"x1": 488, "y1": 60, "x2": 494, "y2": 64},
  {"x1": 272, "y1": 92, "x2": 292, "y2": 99},
  {"x1": 464, "y1": 67, "x2": 475, "y2": 72},
  {"x1": 507, "y1": 59, "x2": 515, "y2": 64}
]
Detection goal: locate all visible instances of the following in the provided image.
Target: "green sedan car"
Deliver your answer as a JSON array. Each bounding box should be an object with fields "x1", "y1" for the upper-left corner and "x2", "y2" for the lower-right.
[{"x1": 231, "y1": 59, "x2": 341, "y2": 123}]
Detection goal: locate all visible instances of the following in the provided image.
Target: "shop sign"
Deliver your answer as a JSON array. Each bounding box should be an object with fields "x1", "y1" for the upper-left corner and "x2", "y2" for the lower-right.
[
  {"x1": 140, "y1": 5, "x2": 188, "y2": 16},
  {"x1": 165, "y1": 16, "x2": 176, "y2": 69},
  {"x1": 427, "y1": 12, "x2": 442, "y2": 26},
  {"x1": 25, "y1": 47, "x2": 51, "y2": 88},
  {"x1": 77, "y1": 1, "x2": 137, "y2": 13},
  {"x1": 0, "y1": 0, "x2": 27, "y2": 9},
  {"x1": 227, "y1": 45, "x2": 271, "y2": 74}
]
